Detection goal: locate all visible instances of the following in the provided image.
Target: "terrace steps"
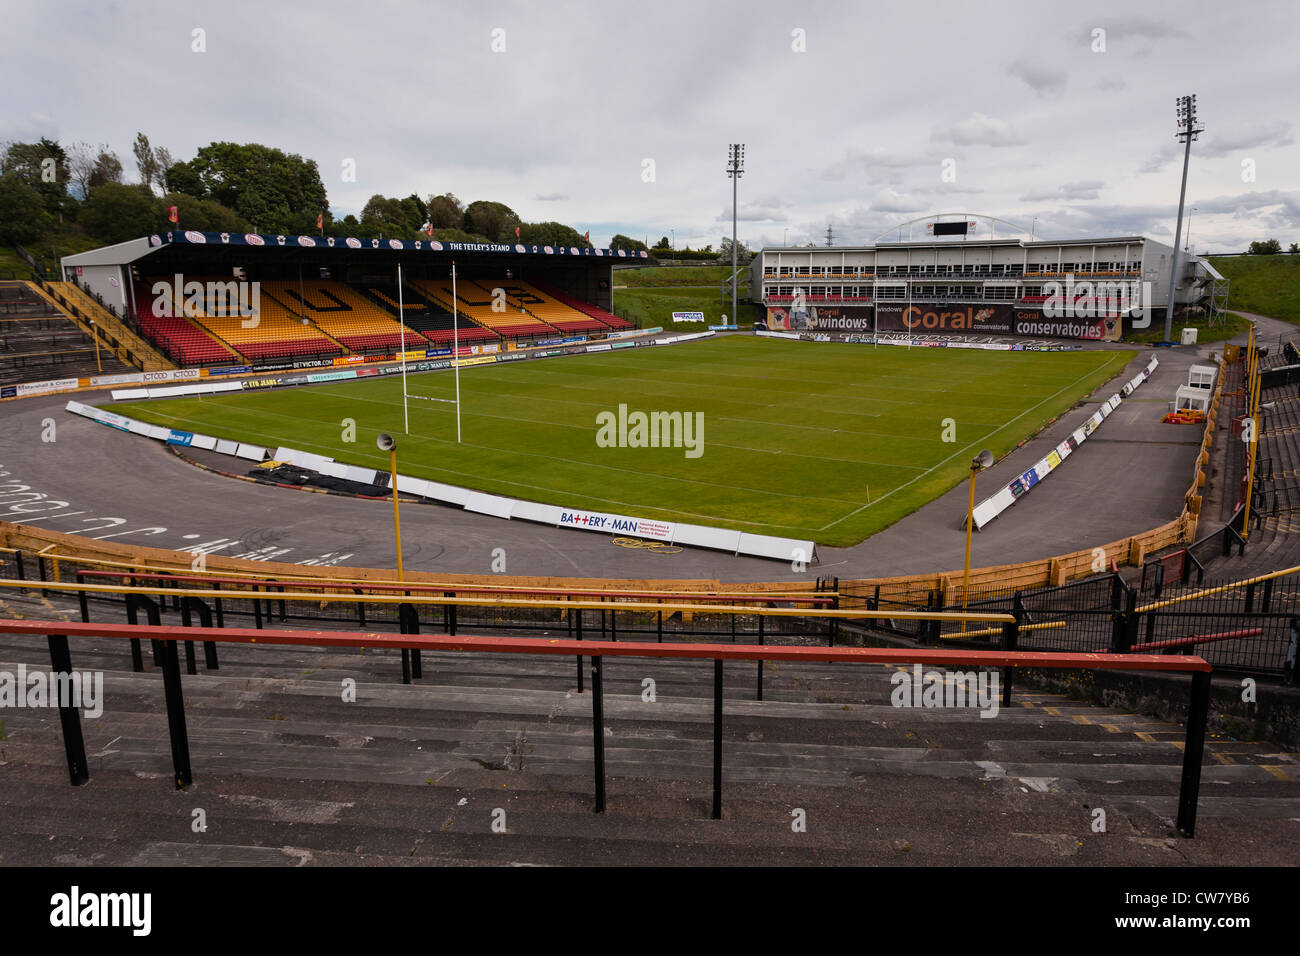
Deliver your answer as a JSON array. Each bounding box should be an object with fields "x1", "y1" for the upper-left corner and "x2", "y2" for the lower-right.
[{"x1": 0, "y1": 617, "x2": 1296, "y2": 865}]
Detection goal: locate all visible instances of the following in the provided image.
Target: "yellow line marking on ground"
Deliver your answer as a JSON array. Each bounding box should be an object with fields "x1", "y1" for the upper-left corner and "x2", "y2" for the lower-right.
[
  {"x1": 1136, "y1": 732, "x2": 1157, "y2": 742},
  {"x1": 1262, "y1": 765, "x2": 1295, "y2": 781},
  {"x1": 1101, "y1": 724, "x2": 1122, "y2": 733},
  {"x1": 1071, "y1": 715, "x2": 1093, "y2": 725},
  {"x1": 1212, "y1": 752, "x2": 1236, "y2": 765},
  {"x1": 1042, "y1": 707, "x2": 1062, "y2": 716}
]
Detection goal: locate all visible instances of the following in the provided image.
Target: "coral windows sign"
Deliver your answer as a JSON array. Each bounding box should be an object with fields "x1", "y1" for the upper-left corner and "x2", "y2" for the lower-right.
[{"x1": 875, "y1": 302, "x2": 1012, "y2": 334}]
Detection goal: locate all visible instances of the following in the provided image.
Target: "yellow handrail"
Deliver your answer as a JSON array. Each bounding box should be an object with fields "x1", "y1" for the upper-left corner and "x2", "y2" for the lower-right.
[{"x1": 0, "y1": 577, "x2": 1011, "y2": 623}]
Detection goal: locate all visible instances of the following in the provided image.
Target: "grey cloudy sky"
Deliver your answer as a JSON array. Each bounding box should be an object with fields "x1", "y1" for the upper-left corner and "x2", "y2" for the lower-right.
[{"x1": 5, "y1": 0, "x2": 1298, "y2": 252}]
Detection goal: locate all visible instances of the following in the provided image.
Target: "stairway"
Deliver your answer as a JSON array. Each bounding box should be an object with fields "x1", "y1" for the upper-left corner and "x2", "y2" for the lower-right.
[{"x1": 33, "y1": 281, "x2": 174, "y2": 371}]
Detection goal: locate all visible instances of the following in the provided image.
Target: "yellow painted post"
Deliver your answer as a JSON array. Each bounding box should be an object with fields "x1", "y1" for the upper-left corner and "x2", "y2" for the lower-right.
[
  {"x1": 390, "y1": 447, "x2": 404, "y2": 581},
  {"x1": 1242, "y1": 326, "x2": 1259, "y2": 540},
  {"x1": 962, "y1": 465, "x2": 976, "y2": 636}
]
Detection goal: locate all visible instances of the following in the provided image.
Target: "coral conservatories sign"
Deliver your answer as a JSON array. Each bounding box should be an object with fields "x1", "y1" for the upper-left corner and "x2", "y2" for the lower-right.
[{"x1": 875, "y1": 302, "x2": 1120, "y2": 341}]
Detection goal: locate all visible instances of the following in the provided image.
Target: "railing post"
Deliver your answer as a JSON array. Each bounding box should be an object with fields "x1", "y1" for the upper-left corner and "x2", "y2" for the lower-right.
[
  {"x1": 1117, "y1": 587, "x2": 1138, "y2": 655},
  {"x1": 1000, "y1": 593, "x2": 1022, "y2": 707},
  {"x1": 575, "y1": 605, "x2": 584, "y2": 693},
  {"x1": 712, "y1": 659, "x2": 724, "y2": 820},
  {"x1": 1176, "y1": 669, "x2": 1211, "y2": 838},
  {"x1": 125, "y1": 593, "x2": 161, "y2": 672},
  {"x1": 591, "y1": 655, "x2": 605, "y2": 813},
  {"x1": 1285, "y1": 617, "x2": 1297, "y2": 687},
  {"x1": 756, "y1": 611, "x2": 765, "y2": 701},
  {"x1": 190, "y1": 598, "x2": 218, "y2": 670},
  {"x1": 1243, "y1": 582, "x2": 1255, "y2": 615},
  {"x1": 213, "y1": 581, "x2": 224, "y2": 629},
  {"x1": 47, "y1": 634, "x2": 89, "y2": 786},
  {"x1": 399, "y1": 603, "x2": 420, "y2": 683},
  {"x1": 158, "y1": 635, "x2": 193, "y2": 789}
]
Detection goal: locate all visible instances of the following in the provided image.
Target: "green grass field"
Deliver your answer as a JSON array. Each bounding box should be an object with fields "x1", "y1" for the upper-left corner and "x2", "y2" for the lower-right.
[
  {"x1": 111, "y1": 337, "x2": 1130, "y2": 547},
  {"x1": 1208, "y1": 255, "x2": 1300, "y2": 324}
]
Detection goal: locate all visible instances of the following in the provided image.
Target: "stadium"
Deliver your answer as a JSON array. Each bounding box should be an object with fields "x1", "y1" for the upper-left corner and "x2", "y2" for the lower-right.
[{"x1": 1, "y1": 2, "x2": 1298, "y2": 907}]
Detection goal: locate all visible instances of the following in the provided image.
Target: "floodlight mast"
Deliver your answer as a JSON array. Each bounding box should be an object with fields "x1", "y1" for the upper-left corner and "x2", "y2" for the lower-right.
[
  {"x1": 1164, "y1": 94, "x2": 1203, "y2": 344},
  {"x1": 727, "y1": 144, "x2": 744, "y2": 326}
]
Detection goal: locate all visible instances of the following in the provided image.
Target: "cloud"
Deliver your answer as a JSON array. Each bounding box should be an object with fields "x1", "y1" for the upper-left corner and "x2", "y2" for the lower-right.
[
  {"x1": 717, "y1": 196, "x2": 789, "y2": 222},
  {"x1": 819, "y1": 146, "x2": 932, "y2": 182},
  {"x1": 1198, "y1": 121, "x2": 1294, "y2": 158},
  {"x1": 1081, "y1": 16, "x2": 1188, "y2": 44},
  {"x1": 1138, "y1": 145, "x2": 1179, "y2": 174},
  {"x1": 869, "y1": 188, "x2": 928, "y2": 214},
  {"x1": 1019, "y1": 180, "x2": 1105, "y2": 202},
  {"x1": 1007, "y1": 60, "x2": 1067, "y2": 97},
  {"x1": 932, "y1": 112, "x2": 1027, "y2": 147},
  {"x1": 534, "y1": 192, "x2": 567, "y2": 201}
]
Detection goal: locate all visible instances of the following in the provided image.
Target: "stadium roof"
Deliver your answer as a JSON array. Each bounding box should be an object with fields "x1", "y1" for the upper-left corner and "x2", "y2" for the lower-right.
[
  {"x1": 759, "y1": 235, "x2": 1155, "y2": 253},
  {"x1": 61, "y1": 231, "x2": 647, "y2": 270}
]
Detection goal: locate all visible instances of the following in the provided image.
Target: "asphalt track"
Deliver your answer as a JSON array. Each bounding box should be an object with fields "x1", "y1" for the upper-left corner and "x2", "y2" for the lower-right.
[{"x1": 0, "y1": 333, "x2": 1229, "y2": 581}]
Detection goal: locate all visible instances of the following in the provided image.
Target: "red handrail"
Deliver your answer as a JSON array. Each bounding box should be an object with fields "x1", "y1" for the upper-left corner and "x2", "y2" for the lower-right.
[{"x1": 0, "y1": 618, "x2": 1212, "y2": 668}]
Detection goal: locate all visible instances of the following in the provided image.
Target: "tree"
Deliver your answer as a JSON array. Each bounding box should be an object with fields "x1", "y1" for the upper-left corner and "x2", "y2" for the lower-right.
[
  {"x1": 0, "y1": 174, "x2": 50, "y2": 244},
  {"x1": 426, "y1": 192, "x2": 463, "y2": 229},
  {"x1": 186, "y1": 142, "x2": 328, "y2": 235},
  {"x1": 463, "y1": 200, "x2": 521, "y2": 242},
  {"x1": 132, "y1": 132, "x2": 161, "y2": 194},
  {"x1": 718, "y1": 236, "x2": 753, "y2": 264},
  {"x1": 652, "y1": 236, "x2": 671, "y2": 250},
  {"x1": 1248, "y1": 238, "x2": 1282, "y2": 255},
  {"x1": 360, "y1": 194, "x2": 418, "y2": 235},
  {"x1": 67, "y1": 141, "x2": 98, "y2": 199},
  {"x1": 81, "y1": 182, "x2": 161, "y2": 244},
  {"x1": 66, "y1": 142, "x2": 124, "y2": 199},
  {"x1": 163, "y1": 160, "x2": 203, "y2": 196},
  {"x1": 1, "y1": 138, "x2": 70, "y2": 214},
  {"x1": 400, "y1": 194, "x2": 427, "y2": 230},
  {"x1": 1290, "y1": 243, "x2": 1299, "y2": 254},
  {"x1": 161, "y1": 191, "x2": 248, "y2": 233},
  {"x1": 90, "y1": 149, "x2": 123, "y2": 192},
  {"x1": 519, "y1": 221, "x2": 587, "y2": 248},
  {"x1": 610, "y1": 234, "x2": 649, "y2": 252}
]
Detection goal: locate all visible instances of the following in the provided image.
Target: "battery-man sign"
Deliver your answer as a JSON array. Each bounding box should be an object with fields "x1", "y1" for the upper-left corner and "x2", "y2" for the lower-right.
[{"x1": 560, "y1": 510, "x2": 675, "y2": 540}]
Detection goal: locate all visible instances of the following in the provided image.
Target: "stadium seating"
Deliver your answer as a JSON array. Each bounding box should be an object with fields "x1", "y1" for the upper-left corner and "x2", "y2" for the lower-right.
[
  {"x1": 0, "y1": 282, "x2": 135, "y2": 383},
  {"x1": 126, "y1": 274, "x2": 634, "y2": 365},
  {"x1": 259, "y1": 281, "x2": 413, "y2": 353},
  {"x1": 530, "y1": 281, "x2": 633, "y2": 330},
  {"x1": 130, "y1": 281, "x2": 242, "y2": 365},
  {"x1": 140, "y1": 277, "x2": 343, "y2": 361},
  {"x1": 359, "y1": 284, "x2": 499, "y2": 346},
  {"x1": 487, "y1": 282, "x2": 609, "y2": 334},
  {"x1": 408, "y1": 278, "x2": 556, "y2": 340}
]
